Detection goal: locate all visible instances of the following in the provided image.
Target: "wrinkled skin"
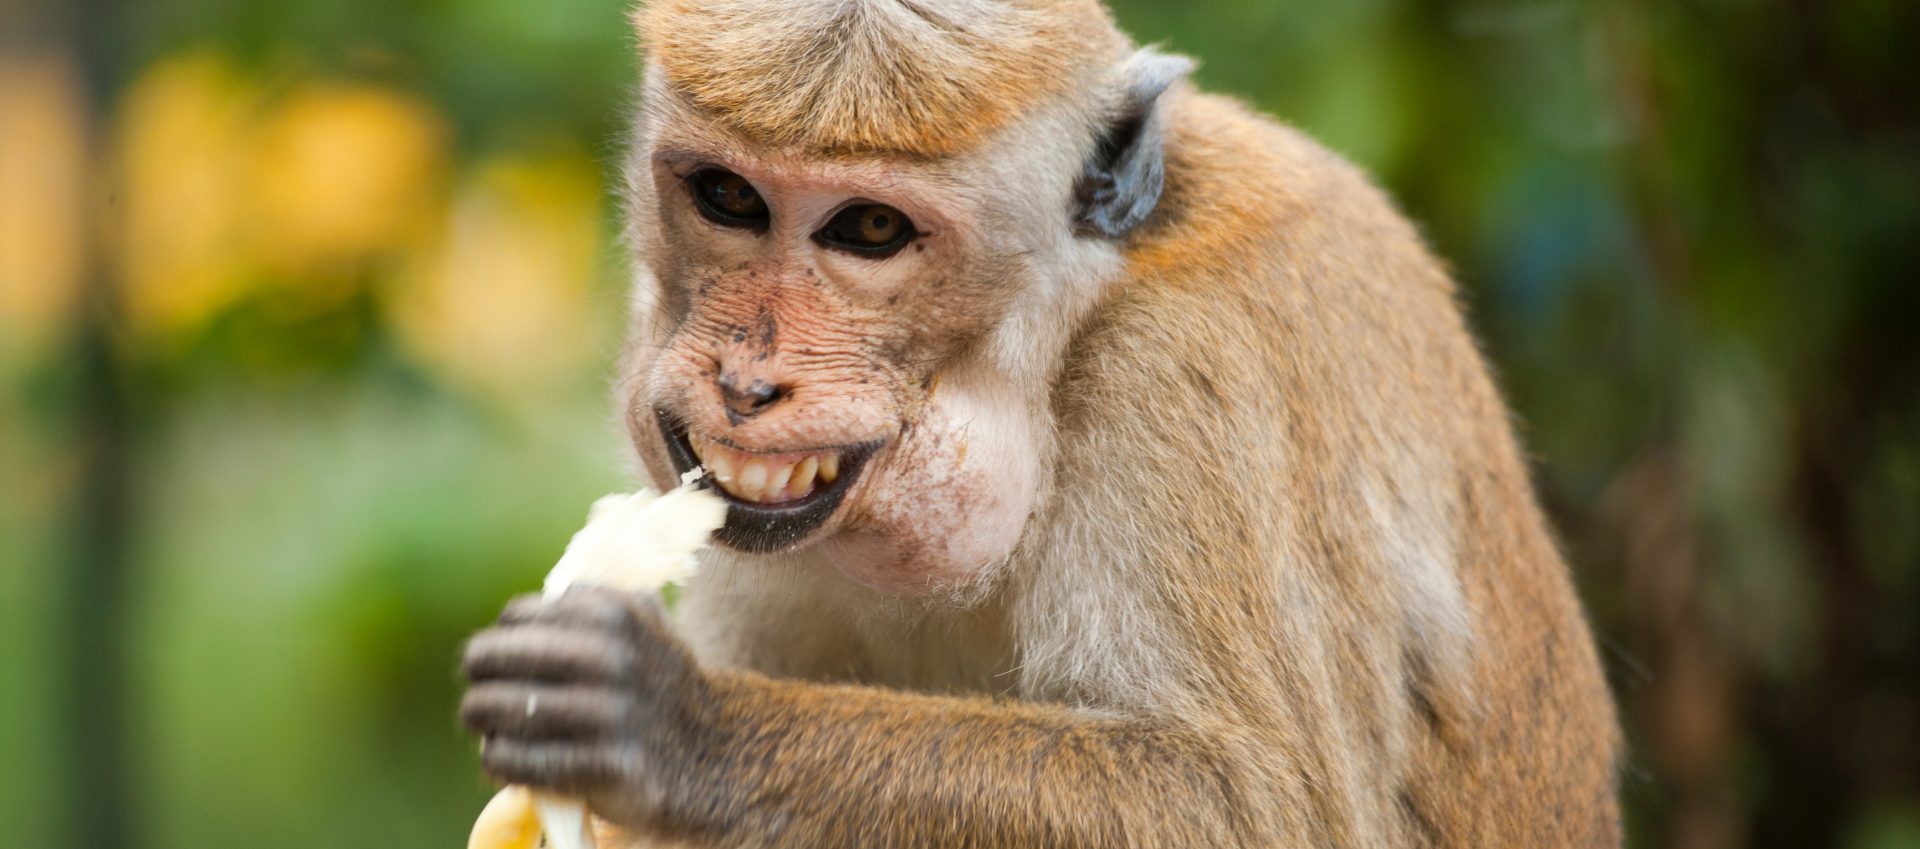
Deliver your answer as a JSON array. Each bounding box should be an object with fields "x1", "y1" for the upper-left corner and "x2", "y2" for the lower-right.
[{"x1": 616, "y1": 103, "x2": 1095, "y2": 596}]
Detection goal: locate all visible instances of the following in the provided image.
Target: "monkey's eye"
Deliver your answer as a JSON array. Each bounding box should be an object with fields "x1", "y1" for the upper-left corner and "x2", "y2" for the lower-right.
[
  {"x1": 815, "y1": 204, "x2": 915, "y2": 258},
  {"x1": 687, "y1": 168, "x2": 769, "y2": 229}
]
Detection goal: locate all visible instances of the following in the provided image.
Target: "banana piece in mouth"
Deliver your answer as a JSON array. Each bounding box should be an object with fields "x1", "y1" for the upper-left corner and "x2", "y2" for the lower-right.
[
  {"x1": 468, "y1": 478, "x2": 726, "y2": 849},
  {"x1": 543, "y1": 476, "x2": 726, "y2": 596}
]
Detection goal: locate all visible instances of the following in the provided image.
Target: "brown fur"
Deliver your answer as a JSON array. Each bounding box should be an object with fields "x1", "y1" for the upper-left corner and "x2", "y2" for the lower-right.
[
  {"x1": 634, "y1": 0, "x2": 1126, "y2": 158},
  {"x1": 519, "y1": 2, "x2": 1622, "y2": 845},
  {"x1": 1015, "y1": 91, "x2": 1623, "y2": 845}
]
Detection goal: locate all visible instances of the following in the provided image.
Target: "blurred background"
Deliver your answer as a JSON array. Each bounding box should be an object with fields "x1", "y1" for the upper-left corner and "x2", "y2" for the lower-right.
[{"x1": 2, "y1": 0, "x2": 1915, "y2": 846}]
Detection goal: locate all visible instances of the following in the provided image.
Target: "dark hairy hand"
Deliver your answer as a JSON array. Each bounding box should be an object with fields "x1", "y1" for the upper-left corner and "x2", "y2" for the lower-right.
[{"x1": 459, "y1": 586, "x2": 716, "y2": 829}]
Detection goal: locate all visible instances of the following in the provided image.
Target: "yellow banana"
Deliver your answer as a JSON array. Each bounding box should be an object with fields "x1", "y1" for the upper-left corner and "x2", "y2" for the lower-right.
[
  {"x1": 466, "y1": 477, "x2": 724, "y2": 849},
  {"x1": 467, "y1": 786, "x2": 541, "y2": 849}
]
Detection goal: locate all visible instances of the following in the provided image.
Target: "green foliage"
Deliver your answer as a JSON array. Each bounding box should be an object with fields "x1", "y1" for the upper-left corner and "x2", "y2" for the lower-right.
[{"x1": 3, "y1": 1, "x2": 1914, "y2": 848}]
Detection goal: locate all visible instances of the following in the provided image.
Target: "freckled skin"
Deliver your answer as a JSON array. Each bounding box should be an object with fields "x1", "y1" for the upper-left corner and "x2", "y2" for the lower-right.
[
  {"x1": 620, "y1": 131, "x2": 1036, "y2": 591},
  {"x1": 629, "y1": 253, "x2": 1033, "y2": 592},
  {"x1": 825, "y1": 385, "x2": 1037, "y2": 594}
]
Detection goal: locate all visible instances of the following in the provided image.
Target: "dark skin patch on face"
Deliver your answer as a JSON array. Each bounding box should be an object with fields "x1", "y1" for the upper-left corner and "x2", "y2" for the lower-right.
[
  {"x1": 878, "y1": 338, "x2": 912, "y2": 368},
  {"x1": 755, "y1": 309, "x2": 777, "y2": 348},
  {"x1": 733, "y1": 309, "x2": 775, "y2": 363},
  {"x1": 663, "y1": 289, "x2": 692, "y2": 325}
]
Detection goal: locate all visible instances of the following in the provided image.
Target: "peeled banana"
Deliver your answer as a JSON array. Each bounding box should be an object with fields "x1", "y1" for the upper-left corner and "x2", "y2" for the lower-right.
[{"x1": 468, "y1": 479, "x2": 725, "y2": 849}]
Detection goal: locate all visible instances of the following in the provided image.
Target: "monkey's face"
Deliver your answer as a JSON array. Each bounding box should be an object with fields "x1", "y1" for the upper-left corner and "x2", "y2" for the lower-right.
[{"x1": 619, "y1": 99, "x2": 1105, "y2": 597}]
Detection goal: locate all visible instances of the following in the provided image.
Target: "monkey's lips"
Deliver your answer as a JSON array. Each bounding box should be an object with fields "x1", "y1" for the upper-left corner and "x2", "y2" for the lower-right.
[{"x1": 658, "y1": 411, "x2": 879, "y2": 553}]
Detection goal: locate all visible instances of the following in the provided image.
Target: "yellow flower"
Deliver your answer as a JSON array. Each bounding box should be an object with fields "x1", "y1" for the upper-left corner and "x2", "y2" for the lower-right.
[
  {"x1": 388, "y1": 150, "x2": 607, "y2": 394},
  {"x1": 248, "y1": 82, "x2": 447, "y2": 283},
  {"x1": 109, "y1": 52, "x2": 258, "y2": 339},
  {"x1": 111, "y1": 52, "x2": 453, "y2": 344},
  {"x1": 0, "y1": 52, "x2": 88, "y2": 359}
]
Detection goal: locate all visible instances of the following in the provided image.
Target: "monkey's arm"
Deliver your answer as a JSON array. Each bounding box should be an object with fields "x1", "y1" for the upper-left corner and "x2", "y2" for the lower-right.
[
  {"x1": 461, "y1": 588, "x2": 1269, "y2": 849},
  {"x1": 692, "y1": 671, "x2": 1263, "y2": 848}
]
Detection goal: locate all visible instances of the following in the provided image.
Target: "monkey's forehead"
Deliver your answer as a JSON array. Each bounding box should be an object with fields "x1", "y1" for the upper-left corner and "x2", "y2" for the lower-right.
[{"x1": 633, "y1": 0, "x2": 1129, "y2": 159}]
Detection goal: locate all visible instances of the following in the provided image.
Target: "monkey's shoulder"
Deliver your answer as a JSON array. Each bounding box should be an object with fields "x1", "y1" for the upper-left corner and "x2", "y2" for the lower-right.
[{"x1": 1135, "y1": 91, "x2": 1435, "y2": 289}]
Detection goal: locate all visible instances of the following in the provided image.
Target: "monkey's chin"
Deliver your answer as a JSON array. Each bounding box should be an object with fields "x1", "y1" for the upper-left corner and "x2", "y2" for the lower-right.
[{"x1": 656, "y1": 409, "x2": 882, "y2": 554}]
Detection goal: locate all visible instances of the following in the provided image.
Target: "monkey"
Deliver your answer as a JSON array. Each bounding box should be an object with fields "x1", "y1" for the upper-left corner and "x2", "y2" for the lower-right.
[{"x1": 458, "y1": 0, "x2": 1624, "y2": 846}]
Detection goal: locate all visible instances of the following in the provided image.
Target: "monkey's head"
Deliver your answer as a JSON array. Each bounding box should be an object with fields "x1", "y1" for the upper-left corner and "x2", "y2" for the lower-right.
[{"x1": 619, "y1": 0, "x2": 1189, "y2": 597}]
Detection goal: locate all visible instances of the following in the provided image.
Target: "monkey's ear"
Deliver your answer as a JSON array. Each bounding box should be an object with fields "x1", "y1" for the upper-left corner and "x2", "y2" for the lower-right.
[{"x1": 1074, "y1": 48, "x2": 1195, "y2": 239}]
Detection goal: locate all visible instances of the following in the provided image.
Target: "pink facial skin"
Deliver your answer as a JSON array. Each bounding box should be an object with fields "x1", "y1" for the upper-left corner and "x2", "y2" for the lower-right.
[{"x1": 622, "y1": 139, "x2": 1048, "y2": 597}]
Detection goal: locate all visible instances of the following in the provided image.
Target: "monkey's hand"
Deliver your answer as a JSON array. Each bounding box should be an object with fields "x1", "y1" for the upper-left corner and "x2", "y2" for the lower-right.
[
  {"x1": 459, "y1": 586, "x2": 715, "y2": 832},
  {"x1": 463, "y1": 587, "x2": 1267, "y2": 847}
]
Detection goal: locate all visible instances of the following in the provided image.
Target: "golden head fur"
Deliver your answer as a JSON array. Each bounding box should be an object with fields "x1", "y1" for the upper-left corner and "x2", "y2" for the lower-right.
[{"x1": 634, "y1": 0, "x2": 1128, "y2": 158}]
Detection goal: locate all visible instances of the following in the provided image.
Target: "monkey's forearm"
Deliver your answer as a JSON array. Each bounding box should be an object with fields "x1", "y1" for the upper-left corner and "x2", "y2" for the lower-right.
[{"x1": 659, "y1": 670, "x2": 1267, "y2": 849}]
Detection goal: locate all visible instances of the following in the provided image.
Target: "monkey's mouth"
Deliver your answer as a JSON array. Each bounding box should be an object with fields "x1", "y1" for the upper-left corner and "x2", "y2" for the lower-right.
[{"x1": 658, "y1": 411, "x2": 880, "y2": 553}]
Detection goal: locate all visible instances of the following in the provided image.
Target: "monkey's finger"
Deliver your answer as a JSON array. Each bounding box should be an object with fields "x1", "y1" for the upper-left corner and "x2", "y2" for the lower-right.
[
  {"x1": 608, "y1": 589, "x2": 672, "y2": 636},
  {"x1": 478, "y1": 735, "x2": 628, "y2": 796},
  {"x1": 463, "y1": 626, "x2": 636, "y2": 684},
  {"x1": 557, "y1": 585, "x2": 674, "y2": 638},
  {"x1": 461, "y1": 682, "x2": 630, "y2": 740},
  {"x1": 584, "y1": 589, "x2": 707, "y2": 696},
  {"x1": 516, "y1": 587, "x2": 689, "y2": 666},
  {"x1": 499, "y1": 590, "x2": 638, "y2": 633}
]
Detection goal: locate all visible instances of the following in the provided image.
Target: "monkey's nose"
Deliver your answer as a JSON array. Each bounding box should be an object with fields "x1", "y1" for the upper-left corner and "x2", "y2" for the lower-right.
[{"x1": 717, "y1": 372, "x2": 787, "y2": 419}]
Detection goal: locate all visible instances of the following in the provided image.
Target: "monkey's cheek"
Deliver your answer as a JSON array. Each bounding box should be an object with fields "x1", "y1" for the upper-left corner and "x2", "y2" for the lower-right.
[
  {"x1": 823, "y1": 496, "x2": 1020, "y2": 596},
  {"x1": 818, "y1": 530, "x2": 941, "y2": 594},
  {"x1": 818, "y1": 436, "x2": 1036, "y2": 595}
]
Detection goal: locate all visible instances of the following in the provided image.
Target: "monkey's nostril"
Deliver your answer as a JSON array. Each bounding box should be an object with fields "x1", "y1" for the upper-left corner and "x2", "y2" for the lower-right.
[
  {"x1": 743, "y1": 379, "x2": 781, "y2": 407},
  {"x1": 717, "y1": 373, "x2": 787, "y2": 417}
]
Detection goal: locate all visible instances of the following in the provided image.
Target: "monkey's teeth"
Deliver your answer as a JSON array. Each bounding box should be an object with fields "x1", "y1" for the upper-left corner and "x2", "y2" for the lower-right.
[
  {"x1": 703, "y1": 440, "x2": 737, "y2": 483},
  {"x1": 791, "y1": 456, "x2": 818, "y2": 497},
  {"x1": 737, "y1": 460, "x2": 769, "y2": 501},
  {"x1": 687, "y1": 436, "x2": 845, "y2": 505}
]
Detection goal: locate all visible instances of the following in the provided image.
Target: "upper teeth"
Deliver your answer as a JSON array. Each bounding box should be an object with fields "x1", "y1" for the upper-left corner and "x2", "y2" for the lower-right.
[{"x1": 689, "y1": 434, "x2": 841, "y2": 504}]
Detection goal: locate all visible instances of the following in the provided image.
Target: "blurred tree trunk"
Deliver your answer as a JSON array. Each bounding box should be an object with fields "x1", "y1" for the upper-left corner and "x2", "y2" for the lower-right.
[{"x1": 23, "y1": 0, "x2": 138, "y2": 844}]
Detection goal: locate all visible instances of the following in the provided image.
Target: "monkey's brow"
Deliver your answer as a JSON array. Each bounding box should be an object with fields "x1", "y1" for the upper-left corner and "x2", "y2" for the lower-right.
[{"x1": 652, "y1": 146, "x2": 733, "y2": 172}]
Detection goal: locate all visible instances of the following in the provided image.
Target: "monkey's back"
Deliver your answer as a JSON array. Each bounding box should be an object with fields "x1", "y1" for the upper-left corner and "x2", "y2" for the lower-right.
[{"x1": 1031, "y1": 90, "x2": 1623, "y2": 847}]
